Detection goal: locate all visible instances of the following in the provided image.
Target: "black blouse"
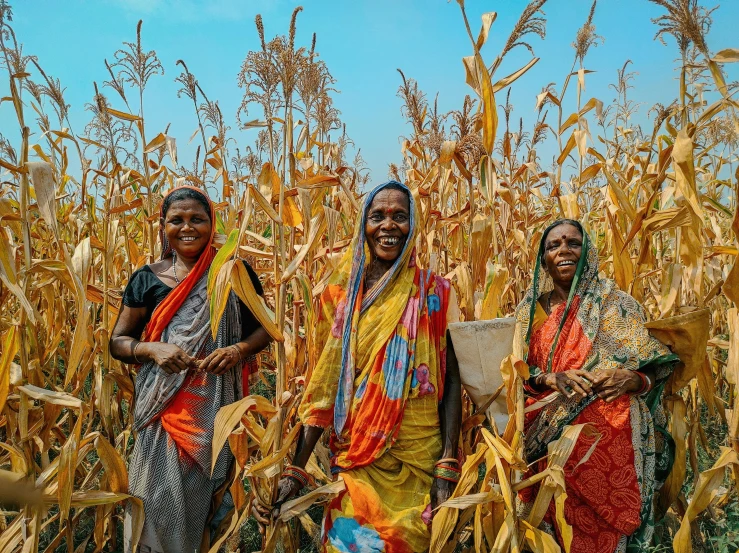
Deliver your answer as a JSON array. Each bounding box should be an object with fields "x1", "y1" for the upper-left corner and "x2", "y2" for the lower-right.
[{"x1": 122, "y1": 259, "x2": 265, "y2": 337}]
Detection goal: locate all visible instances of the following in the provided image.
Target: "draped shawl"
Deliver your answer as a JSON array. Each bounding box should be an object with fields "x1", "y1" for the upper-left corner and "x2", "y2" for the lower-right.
[{"x1": 299, "y1": 180, "x2": 451, "y2": 471}]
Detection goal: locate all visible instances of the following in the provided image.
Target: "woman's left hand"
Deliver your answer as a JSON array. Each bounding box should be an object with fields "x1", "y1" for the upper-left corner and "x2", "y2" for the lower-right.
[
  {"x1": 589, "y1": 369, "x2": 641, "y2": 402},
  {"x1": 198, "y1": 346, "x2": 241, "y2": 375},
  {"x1": 430, "y1": 477, "x2": 456, "y2": 512}
]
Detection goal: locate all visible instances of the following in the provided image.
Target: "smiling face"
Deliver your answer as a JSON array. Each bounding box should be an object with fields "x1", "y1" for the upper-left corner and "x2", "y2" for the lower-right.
[
  {"x1": 364, "y1": 188, "x2": 411, "y2": 265},
  {"x1": 162, "y1": 198, "x2": 212, "y2": 261},
  {"x1": 542, "y1": 223, "x2": 583, "y2": 289}
]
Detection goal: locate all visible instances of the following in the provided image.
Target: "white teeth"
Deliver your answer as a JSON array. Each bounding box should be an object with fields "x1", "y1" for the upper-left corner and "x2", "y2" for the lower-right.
[
  {"x1": 379, "y1": 237, "x2": 399, "y2": 246},
  {"x1": 180, "y1": 237, "x2": 197, "y2": 242},
  {"x1": 557, "y1": 260, "x2": 575, "y2": 266}
]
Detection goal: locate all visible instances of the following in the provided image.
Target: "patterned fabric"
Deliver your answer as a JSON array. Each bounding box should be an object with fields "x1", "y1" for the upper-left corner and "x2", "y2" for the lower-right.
[
  {"x1": 515, "y1": 226, "x2": 679, "y2": 553},
  {"x1": 298, "y1": 181, "x2": 454, "y2": 553},
  {"x1": 124, "y1": 187, "x2": 252, "y2": 553}
]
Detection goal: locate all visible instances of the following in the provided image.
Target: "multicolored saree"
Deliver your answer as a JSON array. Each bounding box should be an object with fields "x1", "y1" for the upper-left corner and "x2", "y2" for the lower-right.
[
  {"x1": 299, "y1": 181, "x2": 455, "y2": 553},
  {"x1": 515, "y1": 227, "x2": 679, "y2": 553}
]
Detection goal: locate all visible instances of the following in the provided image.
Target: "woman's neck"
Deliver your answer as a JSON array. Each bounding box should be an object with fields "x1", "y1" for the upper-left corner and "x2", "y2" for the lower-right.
[
  {"x1": 549, "y1": 282, "x2": 571, "y2": 305},
  {"x1": 174, "y1": 251, "x2": 200, "y2": 270},
  {"x1": 365, "y1": 257, "x2": 394, "y2": 290}
]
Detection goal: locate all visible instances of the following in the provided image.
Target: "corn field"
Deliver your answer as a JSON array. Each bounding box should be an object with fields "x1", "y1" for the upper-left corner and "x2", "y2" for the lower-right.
[{"x1": 1, "y1": 0, "x2": 739, "y2": 551}]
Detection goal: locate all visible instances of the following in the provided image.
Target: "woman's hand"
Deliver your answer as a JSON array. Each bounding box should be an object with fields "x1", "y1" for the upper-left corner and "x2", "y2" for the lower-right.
[
  {"x1": 149, "y1": 343, "x2": 196, "y2": 374},
  {"x1": 589, "y1": 369, "x2": 641, "y2": 403},
  {"x1": 251, "y1": 476, "x2": 302, "y2": 532},
  {"x1": 540, "y1": 369, "x2": 594, "y2": 399},
  {"x1": 430, "y1": 477, "x2": 456, "y2": 512},
  {"x1": 198, "y1": 346, "x2": 241, "y2": 375}
]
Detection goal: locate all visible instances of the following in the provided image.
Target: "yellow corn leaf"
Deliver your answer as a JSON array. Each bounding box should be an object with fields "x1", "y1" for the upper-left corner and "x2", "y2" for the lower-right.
[
  {"x1": 94, "y1": 435, "x2": 128, "y2": 493},
  {"x1": 724, "y1": 258, "x2": 739, "y2": 305},
  {"x1": 297, "y1": 174, "x2": 341, "y2": 189},
  {"x1": 480, "y1": 427, "x2": 527, "y2": 471},
  {"x1": 231, "y1": 261, "x2": 284, "y2": 342},
  {"x1": 608, "y1": 210, "x2": 633, "y2": 291},
  {"x1": 475, "y1": 11, "x2": 497, "y2": 50},
  {"x1": 0, "y1": 326, "x2": 18, "y2": 414},
  {"x1": 283, "y1": 195, "x2": 303, "y2": 228},
  {"x1": 0, "y1": 229, "x2": 37, "y2": 324},
  {"x1": 211, "y1": 394, "x2": 278, "y2": 475},
  {"x1": 660, "y1": 397, "x2": 688, "y2": 513},
  {"x1": 521, "y1": 520, "x2": 562, "y2": 553},
  {"x1": 559, "y1": 112, "x2": 579, "y2": 135},
  {"x1": 105, "y1": 107, "x2": 142, "y2": 121},
  {"x1": 476, "y1": 54, "x2": 497, "y2": 155},
  {"x1": 490, "y1": 512, "x2": 514, "y2": 553},
  {"x1": 143, "y1": 132, "x2": 166, "y2": 153},
  {"x1": 604, "y1": 173, "x2": 636, "y2": 222},
  {"x1": 208, "y1": 229, "x2": 239, "y2": 338},
  {"x1": 560, "y1": 194, "x2": 580, "y2": 220},
  {"x1": 18, "y1": 384, "x2": 83, "y2": 409},
  {"x1": 492, "y1": 57, "x2": 539, "y2": 93},
  {"x1": 480, "y1": 261, "x2": 508, "y2": 320},
  {"x1": 249, "y1": 183, "x2": 282, "y2": 223},
  {"x1": 674, "y1": 448, "x2": 739, "y2": 553},
  {"x1": 58, "y1": 413, "x2": 83, "y2": 525},
  {"x1": 557, "y1": 132, "x2": 576, "y2": 166},
  {"x1": 643, "y1": 206, "x2": 692, "y2": 233},
  {"x1": 726, "y1": 308, "x2": 739, "y2": 386},
  {"x1": 282, "y1": 212, "x2": 327, "y2": 283},
  {"x1": 27, "y1": 161, "x2": 59, "y2": 240},
  {"x1": 279, "y1": 480, "x2": 346, "y2": 522},
  {"x1": 656, "y1": 263, "x2": 682, "y2": 318},
  {"x1": 247, "y1": 421, "x2": 303, "y2": 478},
  {"x1": 713, "y1": 48, "x2": 739, "y2": 63}
]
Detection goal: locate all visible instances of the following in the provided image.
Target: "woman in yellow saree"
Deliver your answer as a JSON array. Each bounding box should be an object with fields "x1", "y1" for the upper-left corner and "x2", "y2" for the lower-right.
[{"x1": 263, "y1": 180, "x2": 462, "y2": 553}]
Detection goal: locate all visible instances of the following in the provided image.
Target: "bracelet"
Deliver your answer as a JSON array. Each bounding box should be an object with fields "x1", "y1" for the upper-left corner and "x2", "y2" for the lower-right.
[
  {"x1": 230, "y1": 344, "x2": 243, "y2": 363},
  {"x1": 640, "y1": 372, "x2": 653, "y2": 395},
  {"x1": 282, "y1": 465, "x2": 311, "y2": 488},
  {"x1": 436, "y1": 457, "x2": 460, "y2": 466},
  {"x1": 133, "y1": 341, "x2": 143, "y2": 364},
  {"x1": 634, "y1": 371, "x2": 651, "y2": 395},
  {"x1": 433, "y1": 464, "x2": 461, "y2": 483}
]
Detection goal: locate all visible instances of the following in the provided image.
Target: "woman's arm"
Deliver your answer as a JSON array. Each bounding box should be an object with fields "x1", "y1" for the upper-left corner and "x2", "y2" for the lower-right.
[
  {"x1": 253, "y1": 424, "x2": 324, "y2": 523},
  {"x1": 439, "y1": 330, "x2": 462, "y2": 459},
  {"x1": 110, "y1": 306, "x2": 195, "y2": 373},
  {"x1": 430, "y1": 330, "x2": 462, "y2": 510}
]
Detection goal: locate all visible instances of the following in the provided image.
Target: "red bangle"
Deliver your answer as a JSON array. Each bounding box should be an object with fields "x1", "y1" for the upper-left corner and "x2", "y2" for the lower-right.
[{"x1": 635, "y1": 372, "x2": 648, "y2": 395}]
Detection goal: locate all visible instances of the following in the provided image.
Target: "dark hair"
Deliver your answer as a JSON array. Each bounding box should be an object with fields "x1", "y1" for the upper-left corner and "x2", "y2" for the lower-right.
[
  {"x1": 539, "y1": 218, "x2": 584, "y2": 263},
  {"x1": 161, "y1": 187, "x2": 211, "y2": 219}
]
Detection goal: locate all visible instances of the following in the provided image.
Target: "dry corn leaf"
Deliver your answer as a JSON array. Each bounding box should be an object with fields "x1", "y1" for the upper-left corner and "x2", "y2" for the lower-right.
[{"x1": 673, "y1": 448, "x2": 739, "y2": 553}]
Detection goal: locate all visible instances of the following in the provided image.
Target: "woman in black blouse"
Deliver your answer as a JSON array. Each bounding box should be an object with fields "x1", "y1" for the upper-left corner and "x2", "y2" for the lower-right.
[{"x1": 111, "y1": 186, "x2": 271, "y2": 553}]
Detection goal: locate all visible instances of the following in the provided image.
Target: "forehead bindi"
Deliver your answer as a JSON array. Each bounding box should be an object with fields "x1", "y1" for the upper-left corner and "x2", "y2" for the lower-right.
[{"x1": 546, "y1": 225, "x2": 582, "y2": 245}]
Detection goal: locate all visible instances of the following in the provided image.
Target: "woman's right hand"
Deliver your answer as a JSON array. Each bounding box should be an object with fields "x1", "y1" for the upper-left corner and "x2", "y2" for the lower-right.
[
  {"x1": 148, "y1": 343, "x2": 196, "y2": 374},
  {"x1": 539, "y1": 369, "x2": 593, "y2": 399},
  {"x1": 251, "y1": 476, "x2": 303, "y2": 530}
]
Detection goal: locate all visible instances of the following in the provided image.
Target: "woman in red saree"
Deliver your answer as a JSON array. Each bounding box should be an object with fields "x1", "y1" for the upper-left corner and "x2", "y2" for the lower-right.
[
  {"x1": 516, "y1": 219, "x2": 679, "y2": 553},
  {"x1": 111, "y1": 186, "x2": 272, "y2": 552}
]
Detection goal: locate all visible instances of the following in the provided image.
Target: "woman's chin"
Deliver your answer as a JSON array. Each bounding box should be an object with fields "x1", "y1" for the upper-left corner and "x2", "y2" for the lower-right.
[{"x1": 173, "y1": 243, "x2": 207, "y2": 258}]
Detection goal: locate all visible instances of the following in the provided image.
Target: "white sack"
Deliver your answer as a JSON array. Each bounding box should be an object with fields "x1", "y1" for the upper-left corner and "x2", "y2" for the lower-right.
[{"x1": 449, "y1": 318, "x2": 515, "y2": 433}]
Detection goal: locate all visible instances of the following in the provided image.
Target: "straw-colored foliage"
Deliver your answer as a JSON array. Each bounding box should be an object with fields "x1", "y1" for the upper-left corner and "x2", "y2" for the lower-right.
[{"x1": 1, "y1": 0, "x2": 738, "y2": 551}]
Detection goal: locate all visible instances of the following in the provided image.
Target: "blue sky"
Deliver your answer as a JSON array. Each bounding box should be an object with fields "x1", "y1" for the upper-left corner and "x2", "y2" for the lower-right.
[{"x1": 2, "y1": 0, "x2": 738, "y2": 184}]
